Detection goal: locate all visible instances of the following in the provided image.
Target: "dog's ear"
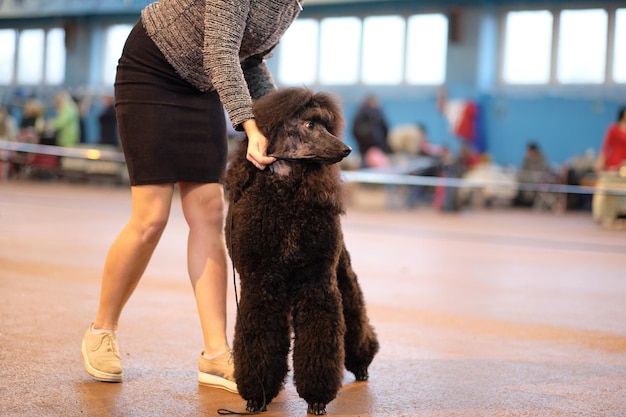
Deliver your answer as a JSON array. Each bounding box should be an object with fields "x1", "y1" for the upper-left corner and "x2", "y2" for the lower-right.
[
  {"x1": 310, "y1": 92, "x2": 345, "y2": 138},
  {"x1": 253, "y1": 88, "x2": 316, "y2": 139}
]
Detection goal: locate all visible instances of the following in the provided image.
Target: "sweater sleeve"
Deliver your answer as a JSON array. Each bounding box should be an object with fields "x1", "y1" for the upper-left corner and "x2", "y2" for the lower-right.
[
  {"x1": 242, "y1": 53, "x2": 277, "y2": 102},
  {"x1": 203, "y1": 0, "x2": 254, "y2": 130}
]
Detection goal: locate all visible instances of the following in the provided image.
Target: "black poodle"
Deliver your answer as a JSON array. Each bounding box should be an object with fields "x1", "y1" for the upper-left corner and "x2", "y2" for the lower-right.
[{"x1": 224, "y1": 88, "x2": 379, "y2": 415}]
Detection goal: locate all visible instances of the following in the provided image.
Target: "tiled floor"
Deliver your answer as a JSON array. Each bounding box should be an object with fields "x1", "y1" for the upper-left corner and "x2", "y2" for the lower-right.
[{"x1": 1, "y1": 181, "x2": 625, "y2": 417}]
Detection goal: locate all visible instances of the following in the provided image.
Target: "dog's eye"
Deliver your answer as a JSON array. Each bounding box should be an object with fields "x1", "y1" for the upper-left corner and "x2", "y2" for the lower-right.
[{"x1": 305, "y1": 122, "x2": 314, "y2": 129}]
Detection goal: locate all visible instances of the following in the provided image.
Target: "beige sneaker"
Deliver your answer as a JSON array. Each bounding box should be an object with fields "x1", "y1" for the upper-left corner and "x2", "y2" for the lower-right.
[
  {"x1": 81, "y1": 323, "x2": 123, "y2": 382},
  {"x1": 198, "y1": 350, "x2": 238, "y2": 393}
]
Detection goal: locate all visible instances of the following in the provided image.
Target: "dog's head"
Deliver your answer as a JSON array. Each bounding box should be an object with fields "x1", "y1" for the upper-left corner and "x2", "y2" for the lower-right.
[{"x1": 253, "y1": 88, "x2": 351, "y2": 165}]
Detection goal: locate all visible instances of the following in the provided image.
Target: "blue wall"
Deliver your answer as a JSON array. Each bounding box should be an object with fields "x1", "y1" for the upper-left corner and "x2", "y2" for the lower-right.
[
  {"x1": 289, "y1": 1, "x2": 626, "y2": 168},
  {"x1": 321, "y1": 91, "x2": 622, "y2": 168},
  {"x1": 483, "y1": 94, "x2": 621, "y2": 167}
]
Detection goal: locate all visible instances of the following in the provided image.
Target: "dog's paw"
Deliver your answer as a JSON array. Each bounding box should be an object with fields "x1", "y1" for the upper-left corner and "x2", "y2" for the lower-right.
[
  {"x1": 307, "y1": 402, "x2": 327, "y2": 415},
  {"x1": 246, "y1": 399, "x2": 267, "y2": 413},
  {"x1": 353, "y1": 367, "x2": 369, "y2": 381}
]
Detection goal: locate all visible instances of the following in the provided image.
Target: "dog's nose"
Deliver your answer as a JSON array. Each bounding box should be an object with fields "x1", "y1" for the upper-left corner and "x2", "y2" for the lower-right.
[{"x1": 342, "y1": 146, "x2": 352, "y2": 157}]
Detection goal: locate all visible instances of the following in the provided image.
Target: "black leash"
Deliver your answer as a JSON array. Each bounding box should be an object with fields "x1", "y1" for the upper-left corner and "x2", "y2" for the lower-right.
[{"x1": 216, "y1": 409, "x2": 259, "y2": 416}]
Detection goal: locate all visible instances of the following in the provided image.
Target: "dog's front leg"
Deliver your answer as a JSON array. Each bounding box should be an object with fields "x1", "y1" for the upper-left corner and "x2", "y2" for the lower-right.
[
  {"x1": 291, "y1": 279, "x2": 346, "y2": 415},
  {"x1": 233, "y1": 272, "x2": 291, "y2": 412}
]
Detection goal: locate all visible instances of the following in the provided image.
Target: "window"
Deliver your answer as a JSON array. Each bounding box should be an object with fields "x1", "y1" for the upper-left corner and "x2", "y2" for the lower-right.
[
  {"x1": 45, "y1": 28, "x2": 65, "y2": 85},
  {"x1": 614, "y1": 8, "x2": 626, "y2": 83},
  {"x1": 103, "y1": 24, "x2": 132, "y2": 85},
  {"x1": 502, "y1": 10, "x2": 553, "y2": 84},
  {"x1": 557, "y1": 9, "x2": 607, "y2": 84},
  {"x1": 406, "y1": 14, "x2": 448, "y2": 85},
  {"x1": 1, "y1": 28, "x2": 65, "y2": 85},
  {"x1": 318, "y1": 17, "x2": 361, "y2": 84},
  {"x1": 277, "y1": 13, "x2": 448, "y2": 86},
  {"x1": 361, "y1": 15, "x2": 405, "y2": 84},
  {"x1": 278, "y1": 19, "x2": 318, "y2": 86},
  {"x1": 0, "y1": 29, "x2": 16, "y2": 84},
  {"x1": 17, "y1": 29, "x2": 45, "y2": 84}
]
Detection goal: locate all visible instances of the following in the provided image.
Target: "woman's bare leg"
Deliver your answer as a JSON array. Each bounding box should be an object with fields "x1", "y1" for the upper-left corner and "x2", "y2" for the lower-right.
[
  {"x1": 93, "y1": 183, "x2": 174, "y2": 331},
  {"x1": 179, "y1": 182, "x2": 230, "y2": 356}
]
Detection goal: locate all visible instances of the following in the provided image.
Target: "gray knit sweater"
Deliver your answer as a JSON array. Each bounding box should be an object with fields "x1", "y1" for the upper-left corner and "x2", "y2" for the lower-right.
[{"x1": 141, "y1": 0, "x2": 301, "y2": 130}]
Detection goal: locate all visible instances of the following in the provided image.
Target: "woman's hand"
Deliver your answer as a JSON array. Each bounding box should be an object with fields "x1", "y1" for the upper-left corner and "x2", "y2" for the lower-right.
[{"x1": 243, "y1": 119, "x2": 276, "y2": 170}]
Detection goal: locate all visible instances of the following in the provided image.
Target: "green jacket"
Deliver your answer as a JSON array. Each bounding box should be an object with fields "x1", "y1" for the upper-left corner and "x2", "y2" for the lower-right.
[{"x1": 52, "y1": 101, "x2": 80, "y2": 147}]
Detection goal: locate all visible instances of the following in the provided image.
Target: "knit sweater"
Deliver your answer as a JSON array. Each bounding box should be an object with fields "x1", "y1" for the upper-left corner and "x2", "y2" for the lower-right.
[{"x1": 141, "y1": 0, "x2": 301, "y2": 130}]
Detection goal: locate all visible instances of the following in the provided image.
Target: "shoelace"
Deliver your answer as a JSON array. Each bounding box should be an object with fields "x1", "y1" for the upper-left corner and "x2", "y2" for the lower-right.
[
  {"x1": 219, "y1": 351, "x2": 235, "y2": 379},
  {"x1": 93, "y1": 333, "x2": 119, "y2": 354}
]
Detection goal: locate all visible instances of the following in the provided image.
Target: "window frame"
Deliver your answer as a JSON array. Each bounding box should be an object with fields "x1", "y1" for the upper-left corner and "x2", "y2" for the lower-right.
[
  {"x1": 276, "y1": 12, "x2": 448, "y2": 87},
  {"x1": 0, "y1": 28, "x2": 17, "y2": 85},
  {"x1": 317, "y1": 16, "x2": 362, "y2": 85},
  {"x1": 556, "y1": 8, "x2": 608, "y2": 85},
  {"x1": 44, "y1": 27, "x2": 66, "y2": 85},
  {"x1": 498, "y1": 5, "x2": 626, "y2": 87},
  {"x1": 277, "y1": 18, "x2": 320, "y2": 86},
  {"x1": 102, "y1": 23, "x2": 133, "y2": 86},
  {"x1": 610, "y1": 8, "x2": 626, "y2": 84},
  {"x1": 500, "y1": 9, "x2": 554, "y2": 85},
  {"x1": 16, "y1": 28, "x2": 46, "y2": 85},
  {"x1": 405, "y1": 13, "x2": 449, "y2": 86},
  {"x1": 0, "y1": 26, "x2": 66, "y2": 86},
  {"x1": 360, "y1": 14, "x2": 406, "y2": 85}
]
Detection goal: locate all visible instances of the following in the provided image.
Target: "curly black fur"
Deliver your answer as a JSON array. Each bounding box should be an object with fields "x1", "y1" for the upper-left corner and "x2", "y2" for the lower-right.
[{"x1": 224, "y1": 88, "x2": 379, "y2": 415}]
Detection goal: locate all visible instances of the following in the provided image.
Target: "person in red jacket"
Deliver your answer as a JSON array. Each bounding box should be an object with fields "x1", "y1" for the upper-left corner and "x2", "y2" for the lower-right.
[
  {"x1": 597, "y1": 107, "x2": 626, "y2": 172},
  {"x1": 593, "y1": 107, "x2": 626, "y2": 227}
]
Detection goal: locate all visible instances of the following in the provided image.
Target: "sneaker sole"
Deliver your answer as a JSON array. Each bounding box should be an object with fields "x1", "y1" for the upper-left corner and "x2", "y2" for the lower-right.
[
  {"x1": 198, "y1": 371, "x2": 238, "y2": 394},
  {"x1": 81, "y1": 340, "x2": 123, "y2": 383}
]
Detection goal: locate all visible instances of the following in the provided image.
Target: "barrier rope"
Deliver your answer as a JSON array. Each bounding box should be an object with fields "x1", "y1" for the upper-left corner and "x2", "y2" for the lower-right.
[
  {"x1": 0, "y1": 139, "x2": 125, "y2": 162},
  {"x1": 2, "y1": 139, "x2": 625, "y2": 196},
  {"x1": 341, "y1": 170, "x2": 626, "y2": 196}
]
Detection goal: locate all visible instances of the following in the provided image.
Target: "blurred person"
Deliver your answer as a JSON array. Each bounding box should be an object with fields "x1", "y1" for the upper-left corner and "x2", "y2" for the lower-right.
[
  {"x1": 0, "y1": 106, "x2": 17, "y2": 180},
  {"x1": 75, "y1": 92, "x2": 93, "y2": 144},
  {"x1": 433, "y1": 145, "x2": 482, "y2": 212},
  {"x1": 387, "y1": 123, "x2": 427, "y2": 156},
  {"x1": 97, "y1": 95, "x2": 119, "y2": 147},
  {"x1": 596, "y1": 107, "x2": 626, "y2": 173},
  {"x1": 0, "y1": 106, "x2": 17, "y2": 140},
  {"x1": 48, "y1": 91, "x2": 80, "y2": 147},
  {"x1": 513, "y1": 141, "x2": 550, "y2": 207},
  {"x1": 519, "y1": 141, "x2": 549, "y2": 177},
  {"x1": 593, "y1": 107, "x2": 626, "y2": 226},
  {"x1": 80, "y1": 0, "x2": 302, "y2": 394},
  {"x1": 456, "y1": 143, "x2": 481, "y2": 174},
  {"x1": 19, "y1": 98, "x2": 45, "y2": 136},
  {"x1": 352, "y1": 95, "x2": 391, "y2": 168},
  {"x1": 2, "y1": 104, "x2": 27, "y2": 178}
]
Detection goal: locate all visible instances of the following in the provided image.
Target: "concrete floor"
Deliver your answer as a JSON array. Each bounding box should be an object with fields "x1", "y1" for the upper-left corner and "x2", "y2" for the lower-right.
[{"x1": 1, "y1": 181, "x2": 625, "y2": 417}]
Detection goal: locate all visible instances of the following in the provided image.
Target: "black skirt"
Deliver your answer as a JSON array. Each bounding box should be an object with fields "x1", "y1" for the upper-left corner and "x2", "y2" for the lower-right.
[{"x1": 114, "y1": 20, "x2": 227, "y2": 185}]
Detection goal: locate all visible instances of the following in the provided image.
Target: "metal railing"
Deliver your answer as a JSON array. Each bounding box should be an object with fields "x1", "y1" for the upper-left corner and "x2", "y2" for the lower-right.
[{"x1": 2, "y1": 138, "x2": 625, "y2": 197}]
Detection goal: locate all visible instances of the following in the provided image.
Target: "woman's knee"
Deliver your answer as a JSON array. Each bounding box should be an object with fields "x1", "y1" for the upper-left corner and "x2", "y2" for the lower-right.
[
  {"x1": 136, "y1": 212, "x2": 169, "y2": 240},
  {"x1": 180, "y1": 183, "x2": 225, "y2": 229},
  {"x1": 129, "y1": 184, "x2": 173, "y2": 240}
]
